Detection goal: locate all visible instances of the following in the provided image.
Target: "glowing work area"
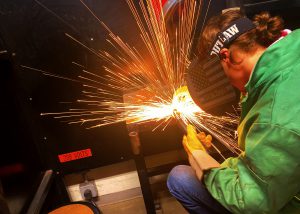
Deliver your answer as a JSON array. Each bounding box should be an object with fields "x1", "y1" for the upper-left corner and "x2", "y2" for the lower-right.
[{"x1": 1, "y1": 0, "x2": 300, "y2": 214}]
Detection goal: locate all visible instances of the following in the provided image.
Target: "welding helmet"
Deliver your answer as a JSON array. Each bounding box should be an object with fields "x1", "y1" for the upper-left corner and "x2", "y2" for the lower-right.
[{"x1": 186, "y1": 17, "x2": 255, "y2": 116}]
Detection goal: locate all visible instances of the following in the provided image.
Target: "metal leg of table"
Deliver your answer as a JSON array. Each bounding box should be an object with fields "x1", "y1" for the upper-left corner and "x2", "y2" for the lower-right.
[{"x1": 129, "y1": 131, "x2": 156, "y2": 214}]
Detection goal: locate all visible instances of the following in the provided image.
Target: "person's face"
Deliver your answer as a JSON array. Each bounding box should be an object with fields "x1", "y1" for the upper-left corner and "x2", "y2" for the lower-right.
[
  {"x1": 220, "y1": 58, "x2": 249, "y2": 93},
  {"x1": 219, "y1": 47, "x2": 254, "y2": 94}
]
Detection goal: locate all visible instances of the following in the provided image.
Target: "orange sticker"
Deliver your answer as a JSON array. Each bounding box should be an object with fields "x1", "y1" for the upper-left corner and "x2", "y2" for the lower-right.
[{"x1": 58, "y1": 149, "x2": 92, "y2": 163}]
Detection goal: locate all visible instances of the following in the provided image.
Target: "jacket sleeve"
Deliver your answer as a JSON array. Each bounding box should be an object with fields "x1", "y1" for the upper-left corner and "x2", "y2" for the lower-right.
[{"x1": 204, "y1": 123, "x2": 300, "y2": 214}]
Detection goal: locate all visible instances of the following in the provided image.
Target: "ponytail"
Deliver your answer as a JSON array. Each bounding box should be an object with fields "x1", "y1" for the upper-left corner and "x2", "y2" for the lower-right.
[{"x1": 253, "y1": 12, "x2": 284, "y2": 47}]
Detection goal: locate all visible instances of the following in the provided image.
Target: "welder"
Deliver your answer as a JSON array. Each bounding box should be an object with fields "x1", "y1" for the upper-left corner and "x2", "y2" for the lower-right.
[{"x1": 167, "y1": 9, "x2": 300, "y2": 214}]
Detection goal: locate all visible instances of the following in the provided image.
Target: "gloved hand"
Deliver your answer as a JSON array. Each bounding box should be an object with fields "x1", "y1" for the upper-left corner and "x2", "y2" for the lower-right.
[{"x1": 182, "y1": 124, "x2": 212, "y2": 154}]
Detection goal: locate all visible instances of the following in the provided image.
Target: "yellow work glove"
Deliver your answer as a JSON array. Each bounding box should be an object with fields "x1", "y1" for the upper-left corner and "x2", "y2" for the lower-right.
[{"x1": 182, "y1": 124, "x2": 212, "y2": 154}]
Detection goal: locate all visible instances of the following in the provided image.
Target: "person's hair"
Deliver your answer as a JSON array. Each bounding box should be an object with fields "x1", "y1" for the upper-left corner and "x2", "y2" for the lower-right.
[{"x1": 197, "y1": 10, "x2": 284, "y2": 59}]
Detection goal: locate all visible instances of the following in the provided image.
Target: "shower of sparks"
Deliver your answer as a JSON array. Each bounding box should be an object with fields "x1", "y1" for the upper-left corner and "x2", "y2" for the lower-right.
[{"x1": 24, "y1": 0, "x2": 241, "y2": 155}]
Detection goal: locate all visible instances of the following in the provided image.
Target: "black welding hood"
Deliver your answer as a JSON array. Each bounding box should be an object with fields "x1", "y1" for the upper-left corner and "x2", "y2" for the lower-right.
[
  {"x1": 186, "y1": 56, "x2": 240, "y2": 116},
  {"x1": 186, "y1": 17, "x2": 255, "y2": 116}
]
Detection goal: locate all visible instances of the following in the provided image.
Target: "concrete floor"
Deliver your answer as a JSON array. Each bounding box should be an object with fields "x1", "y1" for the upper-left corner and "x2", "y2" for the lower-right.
[
  {"x1": 94, "y1": 172, "x2": 188, "y2": 214},
  {"x1": 98, "y1": 190, "x2": 187, "y2": 214}
]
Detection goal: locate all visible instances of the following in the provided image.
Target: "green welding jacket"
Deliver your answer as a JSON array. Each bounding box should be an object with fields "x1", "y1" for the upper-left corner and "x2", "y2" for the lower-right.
[{"x1": 204, "y1": 29, "x2": 300, "y2": 214}]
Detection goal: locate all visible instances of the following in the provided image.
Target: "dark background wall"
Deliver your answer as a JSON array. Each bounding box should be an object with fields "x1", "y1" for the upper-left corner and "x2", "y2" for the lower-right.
[
  {"x1": 0, "y1": 0, "x2": 145, "y2": 175},
  {"x1": 0, "y1": 0, "x2": 181, "y2": 177}
]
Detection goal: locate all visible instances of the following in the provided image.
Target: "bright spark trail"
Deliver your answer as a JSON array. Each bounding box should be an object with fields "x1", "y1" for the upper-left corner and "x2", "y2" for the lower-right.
[{"x1": 23, "y1": 0, "x2": 241, "y2": 156}]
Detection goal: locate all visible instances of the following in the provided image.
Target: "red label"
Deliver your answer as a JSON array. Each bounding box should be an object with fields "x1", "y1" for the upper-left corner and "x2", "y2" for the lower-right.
[{"x1": 58, "y1": 149, "x2": 92, "y2": 163}]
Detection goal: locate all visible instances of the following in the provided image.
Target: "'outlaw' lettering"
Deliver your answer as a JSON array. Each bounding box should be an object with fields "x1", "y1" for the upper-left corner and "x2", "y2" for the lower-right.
[{"x1": 210, "y1": 24, "x2": 240, "y2": 56}]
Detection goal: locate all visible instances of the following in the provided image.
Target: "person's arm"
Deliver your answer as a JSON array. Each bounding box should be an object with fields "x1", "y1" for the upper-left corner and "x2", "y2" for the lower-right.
[
  {"x1": 187, "y1": 150, "x2": 220, "y2": 180},
  {"x1": 191, "y1": 150, "x2": 220, "y2": 172},
  {"x1": 183, "y1": 125, "x2": 220, "y2": 180},
  {"x1": 187, "y1": 153, "x2": 203, "y2": 180},
  {"x1": 204, "y1": 123, "x2": 300, "y2": 213}
]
